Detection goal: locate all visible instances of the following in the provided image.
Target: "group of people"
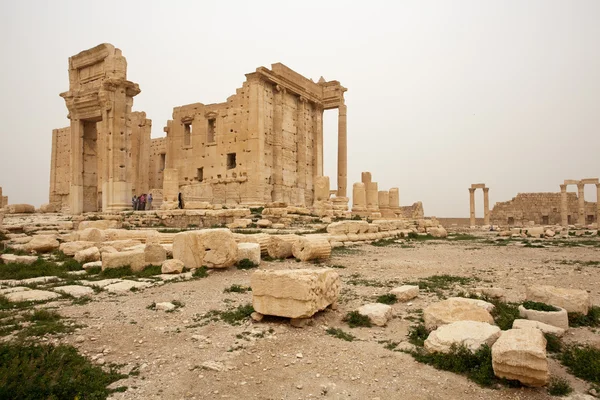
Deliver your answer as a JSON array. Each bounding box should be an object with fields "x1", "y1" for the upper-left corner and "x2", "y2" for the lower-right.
[{"x1": 132, "y1": 193, "x2": 153, "y2": 211}]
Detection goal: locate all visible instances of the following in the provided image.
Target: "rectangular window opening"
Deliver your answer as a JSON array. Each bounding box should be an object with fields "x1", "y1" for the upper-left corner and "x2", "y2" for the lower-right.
[
  {"x1": 542, "y1": 216, "x2": 549, "y2": 225},
  {"x1": 184, "y1": 123, "x2": 192, "y2": 146},
  {"x1": 507, "y1": 217, "x2": 514, "y2": 225},
  {"x1": 227, "y1": 153, "x2": 236, "y2": 169},
  {"x1": 160, "y1": 153, "x2": 166, "y2": 171},
  {"x1": 197, "y1": 167, "x2": 204, "y2": 182},
  {"x1": 207, "y1": 118, "x2": 216, "y2": 143}
]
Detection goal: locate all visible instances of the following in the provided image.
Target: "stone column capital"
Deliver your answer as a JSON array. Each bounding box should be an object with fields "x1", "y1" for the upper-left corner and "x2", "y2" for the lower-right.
[
  {"x1": 577, "y1": 182, "x2": 585, "y2": 190},
  {"x1": 596, "y1": 183, "x2": 600, "y2": 189},
  {"x1": 468, "y1": 188, "x2": 476, "y2": 193},
  {"x1": 560, "y1": 184, "x2": 567, "y2": 192},
  {"x1": 483, "y1": 187, "x2": 489, "y2": 193}
]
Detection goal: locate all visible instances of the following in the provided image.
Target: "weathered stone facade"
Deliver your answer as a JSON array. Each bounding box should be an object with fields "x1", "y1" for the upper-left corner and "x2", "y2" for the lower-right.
[
  {"x1": 163, "y1": 63, "x2": 346, "y2": 207},
  {"x1": 490, "y1": 192, "x2": 596, "y2": 226}
]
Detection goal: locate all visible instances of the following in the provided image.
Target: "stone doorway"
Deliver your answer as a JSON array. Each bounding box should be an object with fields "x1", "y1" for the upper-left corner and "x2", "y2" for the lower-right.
[{"x1": 82, "y1": 120, "x2": 99, "y2": 212}]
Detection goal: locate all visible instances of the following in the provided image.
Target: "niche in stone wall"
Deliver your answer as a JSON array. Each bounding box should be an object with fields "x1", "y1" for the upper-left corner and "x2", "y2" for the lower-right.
[
  {"x1": 207, "y1": 118, "x2": 216, "y2": 143},
  {"x1": 184, "y1": 122, "x2": 192, "y2": 147},
  {"x1": 227, "y1": 153, "x2": 237, "y2": 170},
  {"x1": 197, "y1": 167, "x2": 204, "y2": 182}
]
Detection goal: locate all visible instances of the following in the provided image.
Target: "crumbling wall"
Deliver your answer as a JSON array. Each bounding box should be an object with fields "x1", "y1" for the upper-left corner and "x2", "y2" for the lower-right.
[
  {"x1": 49, "y1": 127, "x2": 71, "y2": 211},
  {"x1": 149, "y1": 137, "x2": 166, "y2": 191},
  {"x1": 490, "y1": 193, "x2": 596, "y2": 225},
  {"x1": 399, "y1": 202, "x2": 424, "y2": 219}
]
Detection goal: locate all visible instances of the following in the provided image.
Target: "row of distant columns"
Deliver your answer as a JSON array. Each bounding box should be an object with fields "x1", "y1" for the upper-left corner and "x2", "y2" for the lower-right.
[
  {"x1": 560, "y1": 181, "x2": 600, "y2": 226},
  {"x1": 468, "y1": 185, "x2": 490, "y2": 226}
]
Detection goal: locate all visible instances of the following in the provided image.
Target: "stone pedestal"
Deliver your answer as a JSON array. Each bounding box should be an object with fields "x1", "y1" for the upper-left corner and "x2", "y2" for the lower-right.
[
  {"x1": 366, "y1": 182, "x2": 379, "y2": 213},
  {"x1": 378, "y1": 191, "x2": 394, "y2": 218},
  {"x1": 312, "y1": 176, "x2": 333, "y2": 217},
  {"x1": 351, "y1": 183, "x2": 367, "y2": 215}
]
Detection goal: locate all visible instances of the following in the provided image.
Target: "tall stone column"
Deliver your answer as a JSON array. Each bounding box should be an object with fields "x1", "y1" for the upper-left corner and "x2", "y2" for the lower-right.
[
  {"x1": 366, "y1": 182, "x2": 379, "y2": 212},
  {"x1": 469, "y1": 188, "x2": 476, "y2": 226},
  {"x1": 596, "y1": 184, "x2": 600, "y2": 225},
  {"x1": 314, "y1": 106, "x2": 324, "y2": 177},
  {"x1": 577, "y1": 182, "x2": 585, "y2": 225},
  {"x1": 337, "y1": 104, "x2": 347, "y2": 198},
  {"x1": 560, "y1": 184, "x2": 568, "y2": 226},
  {"x1": 483, "y1": 187, "x2": 490, "y2": 225},
  {"x1": 296, "y1": 96, "x2": 307, "y2": 206},
  {"x1": 379, "y1": 191, "x2": 394, "y2": 218},
  {"x1": 272, "y1": 86, "x2": 284, "y2": 202}
]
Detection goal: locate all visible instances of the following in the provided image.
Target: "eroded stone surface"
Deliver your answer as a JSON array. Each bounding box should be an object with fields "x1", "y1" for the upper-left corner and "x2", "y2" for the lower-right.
[
  {"x1": 492, "y1": 328, "x2": 548, "y2": 387},
  {"x1": 104, "y1": 280, "x2": 152, "y2": 294},
  {"x1": 357, "y1": 303, "x2": 392, "y2": 326},
  {"x1": 251, "y1": 269, "x2": 339, "y2": 319},
  {"x1": 5, "y1": 289, "x2": 61, "y2": 302},
  {"x1": 389, "y1": 285, "x2": 419, "y2": 302},
  {"x1": 518, "y1": 305, "x2": 569, "y2": 330},
  {"x1": 237, "y1": 243, "x2": 261, "y2": 266},
  {"x1": 425, "y1": 321, "x2": 501, "y2": 353},
  {"x1": 53, "y1": 285, "x2": 95, "y2": 298},
  {"x1": 526, "y1": 285, "x2": 589, "y2": 314},
  {"x1": 512, "y1": 319, "x2": 565, "y2": 337},
  {"x1": 424, "y1": 298, "x2": 495, "y2": 330}
]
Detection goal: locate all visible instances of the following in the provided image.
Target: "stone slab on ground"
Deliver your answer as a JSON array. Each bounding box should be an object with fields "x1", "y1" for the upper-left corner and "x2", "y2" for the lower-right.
[
  {"x1": 251, "y1": 269, "x2": 340, "y2": 319},
  {"x1": 53, "y1": 285, "x2": 95, "y2": 298},
  {"x1": 512, "y1": 319, "x2": 565, "y2": 337},
  {"x1": 5, "y1": 289, "x2": 61, "y2": 302},
  {"x1": 104, "y1": 280, "x2": 152, "y2": 294},
  {"x1": 0, "y1": 286, "x2": 30, "y2": 295},
  {"x1": 0, "y1": 254, "x2": 38, "y2": 265},
  {"x1": 491, "y1": 328, "x2": 548, "y2": 387},
  {"x1": 424, "y1": 297, "x2": 495, "y2": 330},
  {"x1": 156, "y1": 272, "x2": 193, "y2": 281},
  {"x1": 526, "y1": 285, "x2": 589, "y2": 314},
  {"x1": 424, "y1": 321, "x2": 501, "y2": 353},
  {"x1": 81, "y1": 279, "x2": 124, "y2": 288},
  {"x1": 389, "y1": 285, "x2": 419, "y2": 302},
  {"x1": 357, "y1": 303, "x2": 392, "y2": 326}
]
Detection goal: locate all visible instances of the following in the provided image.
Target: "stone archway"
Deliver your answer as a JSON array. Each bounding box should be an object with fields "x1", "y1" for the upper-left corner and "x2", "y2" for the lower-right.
[
  {"x1": 560, "y1": 178, "x2": 600, "y2": 226},
  {"x1": 469, "y1": 183, "x2": 490, "y2": 226}
]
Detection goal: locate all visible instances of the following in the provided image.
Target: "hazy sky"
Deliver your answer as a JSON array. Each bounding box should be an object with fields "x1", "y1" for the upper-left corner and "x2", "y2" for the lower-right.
[{"x1": 1, "y1": 0, "x2": 598, "y2": 217}]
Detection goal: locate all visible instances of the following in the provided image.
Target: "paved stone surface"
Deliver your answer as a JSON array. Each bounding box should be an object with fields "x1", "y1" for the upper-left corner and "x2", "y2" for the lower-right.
[
  {"x1": 5, "y1": 289, "x2": 61, "y2": 302},
  {"x1": 53, "y1": 285, "x2": 95, "y2": 297},
  {"x1": 81, "y1": 279, "x2": 124, "y2": 288},
  {"x1": 104, "y1": 280, "x2": 152, "y2": 294}
]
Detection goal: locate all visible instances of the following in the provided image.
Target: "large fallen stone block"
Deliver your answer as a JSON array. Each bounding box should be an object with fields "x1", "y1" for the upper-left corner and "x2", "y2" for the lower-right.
[
  {"x1": 492, "y1": 328, "x2": 548, "y2": 387},
  {"x1": 6, "y1": 204, "x2": 35, "y2": 214},
  {"x1": 0, "y1": 254, "x2": 38, "y2": 265},
  {"x1": 267, "y1": 235, "x2": 300, "y2": 259},
  {"x1": 74, "y1": 247, "x2": 100, "y2": 263},
  {"x1": 518, "y1": 305, "x2": 568, "y2": 330},
  {"x1": 161, "y1": 259, "x2": 184, "y2": 274},
  {"x1": 59, "y1": 241, "x2": 96, "y2": 256},
  {"x1": 144, "y1": 244, "x2": 167, "y2": 265},
  {"x1": 102, "y1": 249, "x2": 147, "y2": 272},
  {"x1": 426, "y1": 226, "x2": 448, "y2": 238},
  {"x1": 251, "y1": 269, "x2": 340, "y2": 319},
  {"x1": 235, "y1": 233, "x2": 270, "y2": 255},
  {"x1": 172, "y1": 229, "x2": 237, "y2": 269},
  {"x1": 78, "y1": 228, "x2": 106, "y2": 242},
  {"x1": 425, "y1": 321, "x2": 501, "y2": 353},
  {"x1": 23, "y1": 235, "x2": 59, "y2": 253},
  {"x1": 526, "y1": 285, "x2": 589, "y2": 314},
  {"x1": 237, "y1": 243, "x2": 261, "y2": 266},
  {"x1": 424, "y1": 297, "x2": 495, "y2": 330},
  {"x1": 326, "y1": 220, "x2": 370, "y2": 235},
  {"x1": 292, "y1": 236, "x2": 331, "y2": 261},
  {"x1": 357, "y1": 303, "x2": 392, "y2": 326}
]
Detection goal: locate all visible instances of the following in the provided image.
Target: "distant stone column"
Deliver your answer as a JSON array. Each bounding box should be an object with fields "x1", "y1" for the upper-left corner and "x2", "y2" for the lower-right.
[
  {"x1": 596, "y1": 184, "x2": 600, "y2": 226},
  {"x1": 483, "y1": 187, "x2": 490, "y2": 225},
  {"x1": 352, "y1": 183, "x2": 367, "y2": 213},
  {"x1": 577, "y1": 182, "x2": 585, "y2": 225},
  {"x1": 389, "y1": 187, "x2": 400, "y2": 216},
  {"x1": 560, "y1": 184, "x2": 568, "y2": 226},
  {"x1": 337, "y1": 104, "x2": 347, "y2": 198},
  {"x1": 361, "y1": 172, "x2": 372, "y2": 184},
  {"x1": 469, "y1": 188, "x2": 476, "y2": 226},
  {"x1": 379, "y1": 191, "x2": 394, "y2": 217}
]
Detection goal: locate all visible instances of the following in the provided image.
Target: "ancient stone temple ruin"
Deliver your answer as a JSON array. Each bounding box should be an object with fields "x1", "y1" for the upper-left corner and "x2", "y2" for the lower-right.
[
  {"x1": 490, "y1": 178, "x2": 599, "y2": 227},
  {"x1": 469, "y1": 183, "x2": 490, "y2": 226}
]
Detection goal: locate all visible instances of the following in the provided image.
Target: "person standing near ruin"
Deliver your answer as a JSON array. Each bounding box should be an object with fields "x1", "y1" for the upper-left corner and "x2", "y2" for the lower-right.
[
  {"x1": 147, "y1": 193, "x2": 153, "y2": 210},
  {"x1": 139, "y1": 194, "x2": 146, "y2": 211},
  {"x1": 132, "y1": 195, "x2": 138, "y2": 210},
  {"x1": 178, "y1": 193, "x2": 184, "y2": 209}
]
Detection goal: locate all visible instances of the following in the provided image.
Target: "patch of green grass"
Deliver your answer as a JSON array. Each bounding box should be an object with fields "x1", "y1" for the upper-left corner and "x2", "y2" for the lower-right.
[
  {"x1": 568, "y1": 306, "x2": 600, "y2": 327},
  {"x1": 560, "y1": 344, "x2": 600, "y2": 384},
  {"x1": 86, "y1": 266, "x2": 102, "y2": 275},
  {"x1": 236, "y1": 258, "x2": 258, "y2": 270},
  {"x1": 0, "y1": 258, "x2": 84, "y2": 280},
  {"x1": 224, "y1": 284, "x2": 251, "y2": 294},
  {"x1": 522, "y1": 301, "x2": 560, "y2": 312},
  {"x1": 0, "y1": 342, "x2": 126, "y2": 399},
  {"x1": 407, "y1": 323, "x2": 428, "y2": 347},
  {"x1": 326, "y1": 327, "x2": 355, "y2": 341},
  {"x1": 376, "y1": 293, "x2": 397, "y2": 305},
  {"x1": 406, "y1": 275, "x2": 473, "y2": 293},
  {"x1": 545, "y1": 333, "x2": 563, "y2": 353},
  {"x1": 219, "y1": 303, "x2": 254, "y2": 326},
  {"x1": 487, "y1": 298, "x2": 520, "y2": 330},
  {"x1": 97, "y1": 264, "x2": 161, "y2": 279},
  {"x1": 192, "y1": 266, "x2": 208, "y2": 278},
  {"x1": 19, "y1": 309, "x2": 75, "y2": 338},
  {"x1": 547, "y1": 376, "x2": 573, "y2": 396},
  {"x1": 409, "y1": 344, "x2": 514, "y2": 387},
  {"x1": 343, "y1": 311, "x2": 372, "y2": 328}
]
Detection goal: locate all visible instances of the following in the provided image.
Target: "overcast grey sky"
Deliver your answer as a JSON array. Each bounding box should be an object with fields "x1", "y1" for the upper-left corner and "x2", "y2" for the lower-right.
[{"x1": 1, "y1": 0, "x2": 598, "y2": 217}]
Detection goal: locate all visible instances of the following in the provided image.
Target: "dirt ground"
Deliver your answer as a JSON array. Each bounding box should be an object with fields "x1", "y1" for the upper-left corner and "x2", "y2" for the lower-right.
[{"x1": 48, "y1": 236, "x2": 600, "y2": 400}]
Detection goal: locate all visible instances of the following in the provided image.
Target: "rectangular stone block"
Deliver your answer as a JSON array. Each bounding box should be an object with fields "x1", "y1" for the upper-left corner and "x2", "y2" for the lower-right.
[
  {"x1": 251, "y1": 269, "x2": 340, "y2": 319},
  {"x1": 526, "y1": 285, "x2": 589, "y2": 314}
]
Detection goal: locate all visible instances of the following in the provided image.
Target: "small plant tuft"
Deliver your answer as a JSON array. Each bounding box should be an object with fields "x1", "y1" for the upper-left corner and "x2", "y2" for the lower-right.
[
  {"x1": 547, "y1": 376, "x2": 573, "y2": 396},
  {"x1": 326, "y1": 327, "x2": 355, "y2": 342},
  {"x1": 376, "y1": 293, "x2": 397, "y2": 305},
  {"x1": 224, "y1": 284, "x2": 251, "y2": 294},
  {"x1": 568, "y1": 306, "x2": 600, "y2": 327},
  {"x1": 236, "y1": 258, "x2": 258, "y2": 270},
  {"x1": 559, "y1": 344, "x2": 600, "y2": 384},
  {"x1": 544, "y1": 333, "x2": 563, "y2": 353},
  {"x1": 522, "y1": 301, "x2": 560, "y2": 312},
  {"x1": 343, "y1": 311, "x2": 372, "y2": 328},
  {"x1": 407, "y1": 323, "x2": 429, "y2": 347},
  {"x1": 192, "y1": 266, "x2": 208, "y2": 278}
]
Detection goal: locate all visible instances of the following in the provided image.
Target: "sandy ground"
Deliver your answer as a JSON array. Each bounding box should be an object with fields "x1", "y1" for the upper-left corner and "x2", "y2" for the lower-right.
[{"x1": 46, "y1": 237, "x2": 600, "y2": 400}]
